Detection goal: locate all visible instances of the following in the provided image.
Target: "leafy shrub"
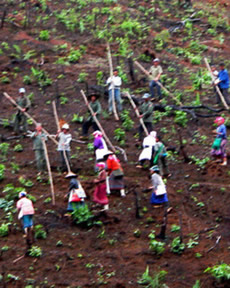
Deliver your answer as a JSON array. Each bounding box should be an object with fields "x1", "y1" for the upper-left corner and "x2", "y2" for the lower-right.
[
  {"x1": 77, "y1": 72, "x2": 88, "y2": 83},
  {"x1": 29, "y1": 246, "x2": 42, "y2": 257},
  {"x1": 19, "y1": 176, "x2": 34, "y2": 187},
  {"x1": 174, "y1": 111, "x2": 188, "y2": 127},
  {"x1": 148, "y1": 231, "x2": 165, "y2": 255},
  {"x1": 0, "y1": 223, "x2": 9, "y2": 237},
  {"x1": 71, "y1": 204, "x2": 94, "y2": 227},
  {"x1": 170, "y1": 237, "x2": 185, "y2": 254},
  {"x1": 114, "y1": 128, "x2": 126, "y2": 145},
  {"x1": 71, "y1": 113, "x2": 83, "y2": 123},
  {"x1": 171, "y1": 224, "x2": 180, "y2": 233},
  {"x1": 120, "y1": 110, "x2": 134, "y2": 131},
  {"x1": 204, "y1": 263, "x2": 230, "y2": 281},
  {"x1": 13, "y1": 144, "x2": 23, "y2": 152},
  {"x1": 0, "y1": 164, "x2": 6, "y2": 181},
  {"x1": 39, "y1": 30, "x2": 50, "y2": 41},
  {"x1": 0, "y1": 143, "x2": 10, "y2": 160},
  {"x1": 2, "y1": 184, "x2": 25, "y2": 201},
  {"x1": 137, "y1": 266, "x2": 168, "y2": 287},
  {"x1": 11, "y1": 162, "x2": 20, "y2": 174},
  {"x1": 0, "y1": 198, "x2": 14, "y2": 212},
  {"x1": 34, "y1": 225, "x2": 47, "y2": 239}
]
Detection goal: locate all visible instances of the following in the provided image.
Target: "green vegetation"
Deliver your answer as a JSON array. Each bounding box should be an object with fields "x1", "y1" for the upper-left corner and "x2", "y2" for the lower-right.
[
  {"x1": 34, "y1": 224, "x2": 47, "y2": 239},
  {"x1": 71, "y1": 204, "x2": 94, "y2": 226},
  {"x1": 137, "y1": 266, "x2": 168, "y2": 288},
  {"x1": 170, "y1": 237, "x2": 185, "y2": 254},
  {"x1": 148, "y1": 231, "x2": 165, "y2": 255},
  {"x1": 204, "y1": 263, "x2": 230, "y2": 281},
  {"x1": 29, "y1": 246, "x2": 42, "y2": 257}
]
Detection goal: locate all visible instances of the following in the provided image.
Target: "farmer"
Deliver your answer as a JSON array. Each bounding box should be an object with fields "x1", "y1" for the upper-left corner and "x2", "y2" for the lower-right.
[
  {"x1": 16, "y1": 191, "x2": 35, "y2": 237},
  {"x1": 56, "y1": 123, "x2": 72, "y2": 172},
  {"x1": 93, "y1": 130, "x2": 108, "y2": 163},
  {"x1": 211, "y1": 117, "x2": 227, "y2": 166},
  {"x1": 65, "y1": 172, "x2": 86, "y2": 213},
  {"x1": 138, "y1": 93, "x2": 154, "y2": 141},
  {"x1": 13, "y1": 88, "x2": 31, "y2": 135},
  {"x1": 106, "y1": 69, "x2": 122, "y2": 114},
  {"x1": 149, "y1": 165, "x2": 170, "y2": 210},
  {"x1": 81, "y1": 94, "x2": 101, "y2": 137},
  {"x1": 148, "y1": 58, "x2": 163, "y2": 100},
  {"x1": 136, "y1": 131, "x2": 157, "y2": 168},
  {"x1": 214, "y1": 63, "x2": 230, "y2": 105},
  {"x1": 30, "y1": 123, "x2": 47, "y2": 175},
  {"x1": 93, "y1": 162, "x2": 109, "y2": 211},
  {"x1": 105, "y1": 151, "x2": 125, "y2": 197},
  {"x1": 152, "y1": 135, "x2": 171, "y2": 177}
]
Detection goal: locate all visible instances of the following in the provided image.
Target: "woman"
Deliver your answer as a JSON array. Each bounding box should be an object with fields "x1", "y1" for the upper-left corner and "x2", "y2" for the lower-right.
[
  {"x1": 137, "y1": 131, "x2": 157, "y2": 168},
  {"x1": 106, "y1": 151, "x2": 125, "y2": 197},
  {"x1": 65, "y1": 172, "x2": 86, "y2": 213},
  {"x1": 149, "y1": 165, "x2": 169, "y2": 209},
  {"x1": 93, "y1": 131, "x2": 108, "y2": 163},
  {"x1": 16, "y1": 191, "x2": 35, "y2": 237},
  {"x1": 211, "y1": 117, "x2": 227, "y2": 166},
  {"x1": 152, "y1": 135, "x2": 170, "y2": 177},
  {"x1": 93, "y1": 162, "x2": 109, "y2": 211}
]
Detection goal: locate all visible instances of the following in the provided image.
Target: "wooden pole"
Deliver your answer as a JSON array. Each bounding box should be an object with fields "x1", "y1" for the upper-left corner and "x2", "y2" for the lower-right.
[
  {"x1": 80, "y1": 90, "x2": 116, "y2": 153},
  {"x1": 204, "y1": 58, "x2": 229, "y2": 110},
  {"x1": 107, "y1": 43, "x2": 119, "y2": 121},
  {"x1": 134, "y1": 60, "x2": 183, "y2": 106},
  {"x1": 125, "y1": 91, "x2": 149, "y2": 136},
  {"x1": 42, "y1": 139, "x2": 55, "y2": 205},
  {"x1": 3, "y1": 92, "x2": 58, "y2": 145}
]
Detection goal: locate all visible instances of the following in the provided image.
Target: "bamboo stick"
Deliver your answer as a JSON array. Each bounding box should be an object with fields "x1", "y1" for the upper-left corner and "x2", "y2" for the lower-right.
[
  {"x1": 134, "y1": 60, "x2": 183, "y2": 106},
  {"x1": 125, "y1": 91, "x2": 149, "y2": 136},
  {"x1": 42, "y1": 139, "x2": 55, "y2": 205},
  {"x1": 107, "y1": 43, "x2": 119, "y2": 121},
  {"x1": 80, "y1": 90, "x2": 116, "y2": 153},
  {"x1": 204, "y1": 58, "x2": 229, "y2": 110},
  {"x1": 3, "y1": 92, "x2": 58, "y2": 145}
]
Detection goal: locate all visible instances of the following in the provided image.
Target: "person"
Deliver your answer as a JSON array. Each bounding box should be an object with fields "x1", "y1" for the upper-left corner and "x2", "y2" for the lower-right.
[
  {"x1": 138, "y1": 93, "x2": 154, "y2": 140},
  {"x1": 56, "y1": 123, "x2": 72, "y2": 172},
  {"x1": 106, "y1": 69, "x2": 122, "y2": 114},
  {"x1": 106, "y1": 151, "x2": 125, "y2": 197},
  {"x1": 148, "y1": 58, "x2": 163, "y2": 100},
  {"x1": 16, "y1": 191, "x2": 35, "y2": 237},
  {"x1": 13, "y1": 88, "x2": 31, "y2": 135},
  {"x1": 211, "y1": 117, "x2": 227, "y2": 166},
  {"x1": 214, "y1": 63, "x2": 230, "y2": 105},
  {"x1": 93, "y1": 130, "x2": 108, "y2": 163},
  {"x1": 152, "y1": 135, "x2": 171, "y2": 177},
  {"x1": 82, "y1": 94, "x2": 101, "y2": 137},
  {"x1": 30, "y1": 123, "x2": 47, "y2": 175},
  {"x1": 93, "y1": 162, "x2": 109, "y2": 211},
  {"x1": 136, "y1": 131, "x2": 157, "y2": 168},
  {"x1": 149, "y1": 165, "x2": 170, "y2": 210},
  {"x1": 65, "y1": 172, "x2": 86, "y2": 213}
]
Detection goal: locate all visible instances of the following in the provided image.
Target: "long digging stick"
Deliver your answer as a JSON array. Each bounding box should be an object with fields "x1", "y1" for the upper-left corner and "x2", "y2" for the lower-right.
[
  {"x1": 107, "y1": 43, "x2": 119, "y2": 121},
  {"x1": 3, "y1": 92, "x2": 58, "y2": 145},
  {"x1": 80, "y1": 90, "x2": 116, "y2": 153},
  {"x1": 42, "y1": 139, "x2": 55, "y2": 205},
  {"x1": 125, "y1": 91, "x2": 149, "y2": 136},
  {"x1": 134, "y1": 60, "x2": 183, "y2": 106},
  {"x1": 204, "y1": 58, "x2": 229, "y2": 110},
  {"x1": 52, "y1": 100, "x2": 72, "y2": 173}
]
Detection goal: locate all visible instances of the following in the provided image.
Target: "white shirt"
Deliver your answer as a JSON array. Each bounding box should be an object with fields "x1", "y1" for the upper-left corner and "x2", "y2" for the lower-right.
[
  {"x1": 106, "y1": 76, "x2": 122, "y2": 90},
  {"x1": 57, "y1": 132, "x2": 72, "y2": 151},
  {"x1": 142, "y1": 135, "x2": 156, "y2": 148}
]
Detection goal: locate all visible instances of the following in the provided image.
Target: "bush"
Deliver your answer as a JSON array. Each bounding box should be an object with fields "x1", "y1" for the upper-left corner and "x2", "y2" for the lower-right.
[
  {"x1": 170, "y1": 237, "x2": 185, "y2": 254},
  {"x1": 71, "y1": 204, "x2": 94, "y2": 227},
  {"x1": 148, "y1": 231, "x2": 165, "y2": 255},
  {"x1": 34, "y1": 225, "x2": 47, "y2": 239},
  {"x1": 0, "y1": 223, "x2": 9, "y2": 237},
  {"x1": 39, "y1": 30, "x2": 50, "y2": 41},
  {"x1": 3, "y1": 184, "x2": 25, "y2": 201},
  {"x1": 204, "y1": 263, "x2": 230, "y2": 281},
  {"x1": 29, "y1": 246, "x2": 42, "y2": 257}
]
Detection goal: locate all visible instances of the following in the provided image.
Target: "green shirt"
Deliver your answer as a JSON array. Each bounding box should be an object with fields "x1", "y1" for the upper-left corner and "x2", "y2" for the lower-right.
[
  {"x1": 140, "y1": 101, "x2": 154, "y2": 123},
  {"x1": 31, "y1": 132, "x2": 47, "y2": 150},
  {"x1": 148, "y1": 65, "x2": 163, "y2": 81},
  {"x1": 16, "y1": 96, "x2": 31, "y2": 115},
  {"x1": 88, "y1": 100, "x2": 101, "y2": 122}
]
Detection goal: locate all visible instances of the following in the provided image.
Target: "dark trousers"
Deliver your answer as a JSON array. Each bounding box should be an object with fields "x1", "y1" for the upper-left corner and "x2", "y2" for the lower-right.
[
  {"x1": 82, "y1": 119, "x2": 99, "y2": 136},
  {"x1": 60, "y1": 151, "x2": 70, "y2": 172},
  {"x1": 139, "y1": 122, "x2": 153, "y2": 140},
  {"x1": 216, "y1": 87, "x2": 230, "y2": 105},
  {"x1": 149, "y1": 80, "x2": 162, "y2": 99}
]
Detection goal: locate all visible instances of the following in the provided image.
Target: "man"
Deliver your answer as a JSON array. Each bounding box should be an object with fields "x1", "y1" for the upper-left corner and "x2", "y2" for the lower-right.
[
  {"x1": 149, "y1": 58, "x2": 163, "y2": 100},
  {"x1": 82, "y1": 94, "x2": 101, "y2": 137},
  {"x1": 14, "y1": 88, "x2": 31, "y2": 135},
  {"x1": 106, "y1": 69, "x2": 122, "y2": 114},
  {"x1": 139, "y1": 93, "x2": 154, "y2": 140},
  {"x1": 215, "y1": 63, "x2": 230, "y2": 105}
]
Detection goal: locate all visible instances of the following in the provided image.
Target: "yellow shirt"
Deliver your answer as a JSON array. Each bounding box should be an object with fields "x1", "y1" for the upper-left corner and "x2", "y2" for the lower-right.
[{"x1": 148, "y1": 65, "x2": 163, "y2": 81}]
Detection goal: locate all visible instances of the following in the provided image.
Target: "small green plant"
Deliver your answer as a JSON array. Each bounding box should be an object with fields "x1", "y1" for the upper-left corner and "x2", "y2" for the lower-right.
[
  {"x1": 137, "y1": 266, "x2": 168, "y2": 287},
  {"x1": 87, "y1": 143, "x2": 94, "y2": 152},
  {"x1": 148, "y1": 231, "x2": 165, "y2": 255},
  {"x1": 192, "y1": 280, "x2": 200, "y2": 288},
  {"x1": 71, "y1": 113, "x2": 84, "y2": 123},
  {"x1": 71, "y1": 204, "x2": 94, "y2": 226},
  {"x1": 133, "y1": 229, "x2": 141, "y2": 238},
  {"x1": 171, "y1": 224, "x2": 180, "y2": 233},
  {"x1": 77, "y1": 72, "x2": 88, "y2": 83},
  {"x1": 0, "y1": 223, "x2": 9, "y2": 237},
  {"x1": 34, "y1": 224, "x2": 47, "y2": 239},
  {"x1": 0, "y1": 164, "x2": 6, "y2": 181},
  {"x1": 39, "y1": 30, "x2": 50, "y2": 41},
  {"x1": 204, "y1": 263, "x2": 230, "y2": 281},
  {"x1": 174, "y1": 111, "x2": 188, "y2": 127},
  {"x1": 56, "y1": 240, "x2": 63, "y2": 247},
  {"x1": 29, "y1": 246, "x2": 42, "y2": 257},
  {"x1": 10, "y1": 162, "x2": 20, "y2": 174},
  {"x1": 186, "y1": 238, "x2": 199, "y2": 249},
  {"x1": 97, "y1": 228, "x2": 106, "y2": 239},
  {"x1": 170, "y1": 237, "x2": 185, "y2": 254},
  {"x1": 114, "y1": 128, "x2": 126, "y2": 145},
  {"x1": 44, "y1": 197, "x2": 51, "y2": 204},
  {"x1": 2, "y1": 184, "x2": 25, "y2": 201},
  {"x1": 120, "y1": 110, "x2": 134, "y2": 131},
  {"x1": 19, "y1": 176, "x2": 34, "y2": 187},
  {"x1": 13, "y1": 144, "x2": 23, "y2": 152}
]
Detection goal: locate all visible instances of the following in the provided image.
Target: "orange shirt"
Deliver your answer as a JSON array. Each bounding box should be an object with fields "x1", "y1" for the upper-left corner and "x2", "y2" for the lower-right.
[{"x1": 107, "y1": 155, "x2": 121, "y2": 171}]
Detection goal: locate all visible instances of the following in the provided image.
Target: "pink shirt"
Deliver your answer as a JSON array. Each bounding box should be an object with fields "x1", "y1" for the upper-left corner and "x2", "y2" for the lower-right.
[{"x1": 17, "y1": 197, "x2": 35, "y2": 216}]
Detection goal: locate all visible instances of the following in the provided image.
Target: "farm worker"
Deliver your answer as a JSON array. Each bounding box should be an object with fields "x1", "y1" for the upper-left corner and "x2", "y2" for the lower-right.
[
  {"x1": 13, "y1": 88, "x2": 31, "y2": 135},
  {"x1": 56, "y1": 123, "x2": 72, "y2": 172},
  {"x1": 106, "y1": 69, "x2": 122, "y2": 114},
  {"x1": 138, "y1": 93, "x2": 154, "y2": 141},
  {"x1": 152, "y1": 135, "x2": 171, "y2": 177},
  {"x1": 16, "y1": 191, "x2": 35, "y2": 237},
  {"x1": 214, "y1": 63, "x2": 230, "y2": 105},
  {"x1": 148, "y1": 58, "x2": 163, "y2": 100},
  {"x1": 30, "y1": 123, "x2": 47, "y2": 175},
  {"x1": 211, "y1": 117, "x2": 227, "y2": 166},
  {"x1": 93, "y1": 162, "x2": 109, "y2": 211},
  {"x1": 105, "y1": 151, "x2": 125, "y2": 197},
  {"x1": 93, "y1": 130, "x2": 108, "y2": 163},
  {"x1": 136, "y1": 131, "x2": 157, "y2": 168},
  {"x1": 81, "y1": 94, "x2": 101, "y2": 137},
  {"x1": 149, "y1": 165, "x2": 170, "y2": 210},
  {"x1": 65, "y1": 172, "x2": 86, "y2": 214}
]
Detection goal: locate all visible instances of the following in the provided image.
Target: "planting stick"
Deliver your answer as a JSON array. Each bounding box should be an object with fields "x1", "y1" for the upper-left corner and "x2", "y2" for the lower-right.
[
  {"x1": 107, "y1": 43, "x2": 119, "y2": 121},
  {"x1": 125, "y1": 91, "x2": 149, "y2": 136},
  {"x1": 3, "y1": 92, "x2": 58, "y2": 145},
  {"x1": 204, "y1": 58, "x2": 229, "y2": 110},
  {"x1": 80, "y1": 90, "x2": 116, "y2": 153},
  {"x1": 134, "y1": 60, "x2": 183, "y2": 106},
  {"x1": 42, "y1": 139, "x2": 55, "y2": 206}
]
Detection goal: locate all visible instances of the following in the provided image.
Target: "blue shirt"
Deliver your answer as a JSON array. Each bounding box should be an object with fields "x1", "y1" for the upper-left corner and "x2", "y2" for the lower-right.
[
  {"x1": 217, "y1": 124, "x2": 227, "y2": 139},
  {"x1": 218, "y1": 69, "x2": 229, "y2": 89}
]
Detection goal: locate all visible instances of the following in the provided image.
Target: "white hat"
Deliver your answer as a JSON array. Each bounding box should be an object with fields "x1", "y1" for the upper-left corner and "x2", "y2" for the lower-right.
[
  {"x1": 62, "y1": 123, "x2": 69, "y2": 129},
  {"x1": 150, "y1": 131, "x2": 157, "y2": 138},
  {"x1": 19, "y1": 191, "x2": 27, "y2": 198},
  {"x1": 142, "y1": 93, "x2": 150, "y2": 99},
  {"x1": 93, "y1": 130, "x2": 102, "y2": 137},
  {"x1": 19, "y1": 88, "x2": 26, "y2": 94},
  {"x1": 153, "y1": 58, "x2": 160, "y2": 62}
]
